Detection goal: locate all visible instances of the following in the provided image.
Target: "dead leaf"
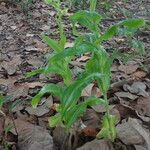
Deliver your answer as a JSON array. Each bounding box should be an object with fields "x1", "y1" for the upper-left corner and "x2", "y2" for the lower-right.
[
  {"x1": 91, "y1": 105, "x2": 106, "y2": 113},
  {"x1": 82, "y1": 109, "x2": 100, "y2": 129},
  {"x1": 134, "y1": 145, "x2": 147, "y2": 150},
  {"x1": 123, "y1": 82, "x2": 149, "y2": 97},
  {"x1": 1, "y1": 55, "x2": 22, "y2": 75},
  {"x1": 65, "y1": 42, "x2": 74, "y2": 48},
  {"x1": 77, "y1": 55, "x2": 90, "y2": 62},
  {"x1": 117, "y1": 118, "x2": 150, "y2": 149},
  {"x1": 14, "y1": 119, "x2": 55, "y2": 150},
  {"x1": 81, "y1": 127, "x2": 97, "y2": 137},
  {"x1": 136, "y1": 97, "x2": 150, "y2": 117},
  {"x1": 117, "y1": 118, "x2": 144, "y2": 145},
  {"x1": 0, "y1": 114, "x2": 5, "y2": 140},
  {"x1": 115, "y1": 91, "x2": 138, "y2": 100},
  {"x1": 118, "y1": 64, "x2": 139, "y2": 74},
  {"x1": 26, "y1": 82, "x2": 44, "y2": 88},
  {"x1": 8, "y1": 83, "x2": 29, "y2": 100},
  {"x1": 76, "y1": 139, "x2": 114, "y2": 150},
  {"x1": 27, "y1": 56, "x2": 44, "y2": 68},
  {"x1": 81, "y1": 84, "x2": 94, "y2": 97},
  {"x1": 132, "y1": 70, "x2": 147, "y2": 79},
  {"x1": 26, "y1": 106, "x2": 49, "y2": 117}
]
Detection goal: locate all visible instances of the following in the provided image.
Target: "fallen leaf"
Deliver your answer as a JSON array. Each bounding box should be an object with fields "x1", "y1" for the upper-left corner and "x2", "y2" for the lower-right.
[
  {"x1": 26, "y1": 82, "x2": 44, "y2": 88},
  {"x1": 81, "y1": 84, "x2": 94, "y2": 97},
  {"x1": 77, "y1": 55, "x2": 90, "y2": 62},
  {"x1": 82, "y1": 109, "x2": 100, "y2": 129},
  {"x1": 115, "y1": 91, "x2": 138, "y2": 100},
  {"x1": 134, "y1": 145, "x2": 147, "y2": 150},
  {"x1": 91, "y1": 105, "x2": 106, "y2": 113},
  {"x1": 76, "y1": 139, "x2": 114, "y2": 150},
  {"x1": 27, "y1": 56, "x2": 44, "y2": 68},
  {"x1": 123, "y1": 82, "x2": 149, "y2": 97},
  {"x1": 132, "y1": 70, "x2": 147, "y2": 79},
  {"x1": 117, "y1": 118, "x2": 150, "y2": 149},
  {"x1": 117, "y1": 118, "x2": 144, "y2": 145},
  {"x1": 1, "y1": 55, "x2": 22, "y2": 75},
  {"x1": 14, "y1": 119, "x2": 55, "y2": 150},
  {"x1": 118, "y1": 64, "x2": 139, "y2": 75},
  {"x1": 65, "y1": 42, "x2": 74, "y2": 48},
  {"x1": 136, "y1": 97, "x2": 150, "y2": 117},
  {"x1": 0, "y1": 114, "x2": 5, "y2": 140},
  {"x1": 26, "y1": 106, "x2": 49, "y2": 117},
  {"x1": 8, "y1": 83, "x2": 29, "y2": 100},
  {"x1": 81, "y1": 127, "x2": 97, "y2": 137}
]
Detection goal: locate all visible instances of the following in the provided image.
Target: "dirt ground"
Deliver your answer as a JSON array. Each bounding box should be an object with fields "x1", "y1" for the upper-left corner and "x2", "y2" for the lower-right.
[{"x1": 0, "y1": 0, "x2": 150, "y2": 150}]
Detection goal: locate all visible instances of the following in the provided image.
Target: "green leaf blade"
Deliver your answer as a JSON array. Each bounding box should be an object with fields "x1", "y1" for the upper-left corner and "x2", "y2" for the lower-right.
[{"x1": 32, "y1": 84, "x2": 63, "y2": 108}]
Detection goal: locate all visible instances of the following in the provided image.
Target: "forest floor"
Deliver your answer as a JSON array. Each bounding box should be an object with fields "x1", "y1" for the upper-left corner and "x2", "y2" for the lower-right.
[{"x1": 0, "y1": 0, "x2": 150, "y2": 150}]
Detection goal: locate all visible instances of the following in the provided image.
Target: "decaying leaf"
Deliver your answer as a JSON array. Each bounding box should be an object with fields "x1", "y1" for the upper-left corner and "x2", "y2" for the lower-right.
[
  {"x1": 132, "y1": 70, "x2": 147, "y2": 79},
  {"x1": 14, "y1": 119, "x2": 55, "y2": 150},
  {"x1": 118, "y1": 64, "x2": 139, "y2": 74},
  {"x1": 115, "y1": 91, "x2": 138, "y2": 100},
  {"x1": 123, "y1": 82, "x2": 149, "y2": 97},
  {"x1": 117, "y1": 118, "x2": 150, "y2": 149},
  {"x1": 136, "y1": 97, "x2": 150, "y2": 117},
  {"x1": 76, "y1": 139, "x2": 114, "y2": 150},
  {"x1": 1, "y1": 55, "x2": 22, "y2": 75}
]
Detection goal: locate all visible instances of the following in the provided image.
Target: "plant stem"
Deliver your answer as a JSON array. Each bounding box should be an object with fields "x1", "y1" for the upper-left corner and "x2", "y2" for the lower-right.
[
  {"x1": 90, "y1": 0, "x2": 97, "y2": 12},
  {"x1": 103, "y1": 93, "x2": 110, "y2": 117}
]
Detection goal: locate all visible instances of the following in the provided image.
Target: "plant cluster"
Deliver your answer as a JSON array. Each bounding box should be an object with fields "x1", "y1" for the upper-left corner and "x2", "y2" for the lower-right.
[{"x1": 28, "y1": 0, "x2": 145, "y2": 141}]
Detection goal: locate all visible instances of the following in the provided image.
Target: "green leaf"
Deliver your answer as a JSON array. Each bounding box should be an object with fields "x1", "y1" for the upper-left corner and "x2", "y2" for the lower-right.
[
  {"x1": 44, "y1": 61, "x2": 72, "y2": 86},
  {"x1": 64, "y1": 97, "x2": 105, "y2": 128},
  {"x1": 85, "y1": 97, "x2": 106, "y2": 106},
  {"x1": 61, "y1": 72, "x2": 102, "y2": 111},
  {"x1": 86, "y1": 50, "x2": 111, "y2": 94},
  {"x1": 43, "y1": 35, "x2": 63, "y2": 52},
  {"x1": 0, "y1": 94, "x2": 4, "y2": 109},
  {"x1": 70, "y1": 10, "x2": 102, "y2": 31},
  {"x1": 119, "y1": 18, "x2": 145, "y2": 28},
  {"x1": 32, "y1": 84, "x2": 63, "y2": 108},
  {"x1": 48, "y1": 113, "x2": 62, "y2": 127},
  {"x1": 64, "y1": 103, "x2": 87, "y2": 128},
  {"x1": 26, "y1": 68, "x2": 45, "y2": 77},
  {"x1": 97, "y1": 114, "x2": 117, "y2": 141},
  {"x1": 100, "y1": 25, "x2": 118, "y2": 41},
  {"x1": 51, "y1": 42, "x2": 96, "y2": 62}
]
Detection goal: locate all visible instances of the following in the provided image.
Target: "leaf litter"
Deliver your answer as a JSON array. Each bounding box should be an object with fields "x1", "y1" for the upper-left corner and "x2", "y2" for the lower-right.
[{"x1": 0, "y1": 0, "x2": 150, "y2": 149}]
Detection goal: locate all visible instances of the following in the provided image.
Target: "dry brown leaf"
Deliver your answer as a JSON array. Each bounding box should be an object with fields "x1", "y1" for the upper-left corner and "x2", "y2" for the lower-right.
[
  {"x1": 136, "y1": 97, "x2": 150, "y2": 117},
  {"x1": 65, "y1": 42, "x2": 74, "y2": 48},
  {"x1": 118, "y1": 64, "x2": 139, "y2": 75},
  {"x1": 1, "y1": 55, "x2": 22, "y2": 75},
  {"x1": 77, "y1": 55, "x2": 90, "y2": 62},
  {"x1": 81, "y1": 127, "x2": 97, "y2": 137},
  {"x1": 8, "y1": 83, "x2": 29, "y2": 100},
  {"x1": 115, "y1": 91, "x2": 138, "y2": 100},
  {"x1": 14, "y1": 119, "x2": 55, "y2": 150},
  {"x1": 117, "y1": 118, "x2": 144, "y2": 145},
  {"x1": 26, "y1": 82, "x2": 44, "y2": 88},
  {"x1": 77, "y1": 139, "x2": 114, "y2": 150},
  {"x1": 132, "y1": 70, "x2": 147, "y2": 79},
  {"x1": 117, "y1": 118, "x2": 150, "y2": 149},
  {"x1": 81, "y1": 84, "x2": 94, "y2": 97},
  {"x1": 0, "y1": 114, "x2": 5, "y2": 140},
  {"x1": 26, "y1": 106, "x2": 49, "y2": 117},
  {"x1": 82, "y1": 109, "x2": 100, "y2": 129},
  {"x1": 123, "y1": 82, "x2": 149, "y2": 97},
  {"x1": 27, "y1": 56, "x2": 44, "y2": 68}
]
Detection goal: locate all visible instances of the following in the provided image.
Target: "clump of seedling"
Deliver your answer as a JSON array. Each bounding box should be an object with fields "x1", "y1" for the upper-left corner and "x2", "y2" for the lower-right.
[{"x1": 28, "y1": 0, "x2": 145, "y2": 141}]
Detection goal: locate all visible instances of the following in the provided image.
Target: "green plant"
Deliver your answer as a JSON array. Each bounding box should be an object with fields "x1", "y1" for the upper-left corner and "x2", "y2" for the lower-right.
[{"x1": 28, "y1": 0, "x2": 145, "y2": 141}]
